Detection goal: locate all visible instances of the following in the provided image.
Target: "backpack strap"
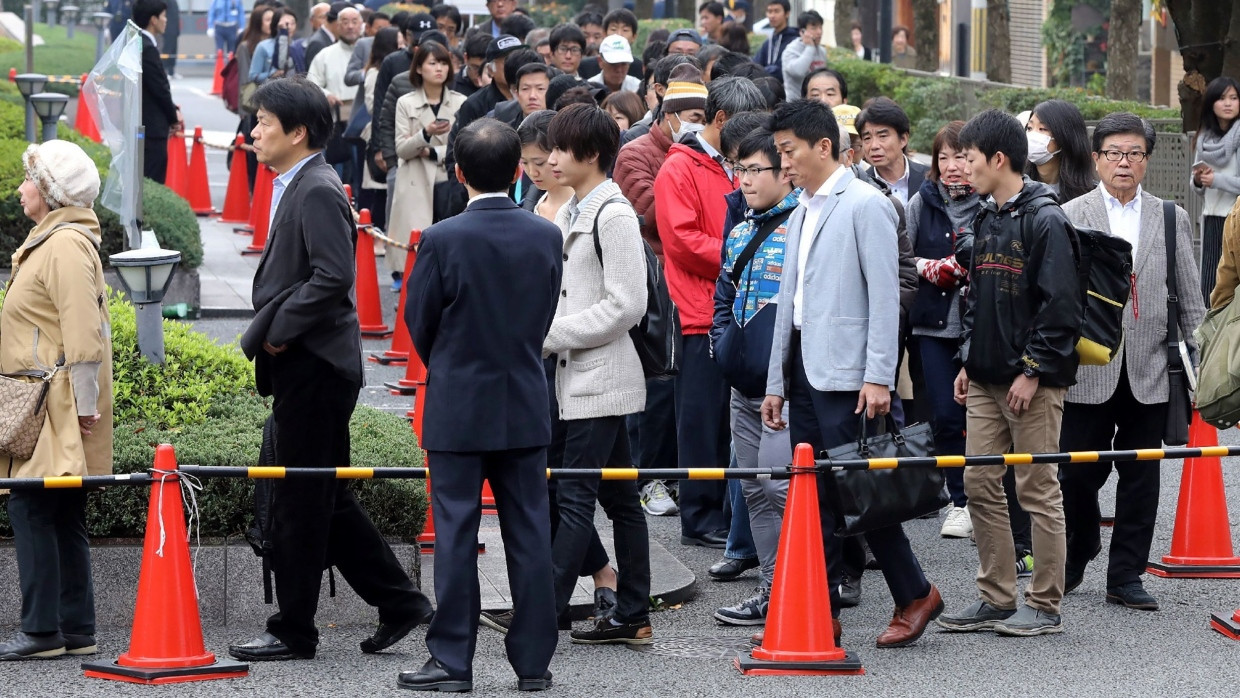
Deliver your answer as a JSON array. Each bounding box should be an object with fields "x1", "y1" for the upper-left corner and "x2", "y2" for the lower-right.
[{"x1": 591, "y1": 197, "x2": 633, "y2": 268}]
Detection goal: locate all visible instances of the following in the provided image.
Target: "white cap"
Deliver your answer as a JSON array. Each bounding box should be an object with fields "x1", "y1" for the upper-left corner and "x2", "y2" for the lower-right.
[{"x1": 598, "y1": 34, "x2": 634, "y2": 64}]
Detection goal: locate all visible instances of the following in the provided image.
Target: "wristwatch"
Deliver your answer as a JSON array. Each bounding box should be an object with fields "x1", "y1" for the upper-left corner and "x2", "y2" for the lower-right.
[{"x1": 1022, "y1": 366, "x2": 1039, "y2": 379}]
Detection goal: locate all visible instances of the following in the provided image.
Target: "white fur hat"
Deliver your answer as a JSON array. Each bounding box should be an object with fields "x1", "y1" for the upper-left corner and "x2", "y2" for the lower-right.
[{"x1": 22, "y1": 140, "x2": 101, "y2": 210}]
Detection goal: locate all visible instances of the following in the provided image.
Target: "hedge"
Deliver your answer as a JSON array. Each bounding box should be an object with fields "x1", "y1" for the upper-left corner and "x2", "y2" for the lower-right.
[{"x1": 0, "y1": 293, "x2": 428, "y2": 541}]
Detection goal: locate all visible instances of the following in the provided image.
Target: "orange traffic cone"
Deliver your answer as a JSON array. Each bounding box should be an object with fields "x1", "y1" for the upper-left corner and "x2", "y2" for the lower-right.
[
  {"x1": 75, "y1": 74, "x2": 101, "y2": 143},
  {"x1": 1212, "y1": 607, "x2": 1240, "y2": 640},
  {"x1": 187, "y1": 126, "x2": 215, "y2": 216},
  {"x1": 218, "y1": 134, "x2": 251, "y2": 224},
  {"x1": 355, "y1": 210, "x2": 392, "y2": 338},
  {"x1": 210, "y1": 49, "x2": 224, "y2": 96},
  {"x1": 736, "y1": 443, "x2": 862, "y2": 676},
  {"x1": 1147, "y1": 411, "x2": 1240, "y2": 578},
  {"x1": 165, "y1": 131, "x2": 189, "y2": 200},
  {"x1": 242, "y1": 165, "x2": 274, "y2": 255},
  {"x1": 371, "y1": 229, "x2": 419, "y2": 365},
  {"x1": 83, "y1": 445, "x2": 248, "y2": 684}
]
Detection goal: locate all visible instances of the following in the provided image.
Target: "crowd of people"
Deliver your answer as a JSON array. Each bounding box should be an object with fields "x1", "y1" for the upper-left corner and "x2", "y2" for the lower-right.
[{"x1": 3, "y1": 1, "x2": 1239, "y2": 693}]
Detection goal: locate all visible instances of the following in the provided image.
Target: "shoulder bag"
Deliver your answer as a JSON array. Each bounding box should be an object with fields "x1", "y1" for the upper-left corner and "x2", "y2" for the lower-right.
[
  {"x1": 1163, "y1": 199, "x2": 1193, "y2": 445},
  {"x1": 0, "y1": 358, "x2": 63, "y2": 460}
]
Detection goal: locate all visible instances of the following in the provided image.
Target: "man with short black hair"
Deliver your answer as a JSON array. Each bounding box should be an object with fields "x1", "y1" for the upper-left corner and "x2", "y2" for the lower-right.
[
  {"x1": 231, "y1": 76, "x2": 433, "y2": 664},
  {"x1": 550, "y1": 23, "x2": 587, "y2": 76},
  {"x1": 399, "y1": 116, "x2": 561, "y2": 692},
  {"x1": 937, "y1": 108, "x2": 1081, "y2": 638},
  {"x1": 753, "y1": 0, "x2": 798, "y2": 80},
  {"x1": 134, "y1": 0, "x2": 181, "y2": 184},
  {"x1": 802, "y1": 67, "x2": 848, "y2": 106},
  {"x1": 698, "y1": 1, "x2": 725, "y2": 42},
  {"x1": 603, "y1": 8, "x2": 638, "y2": 43},
  {"x1": 454, "y1": 32, "x2": 494, "y2": 97},
  {"x1": 857, "y1": 96, "x2": 927, "y2": 205},
  {"x1": 573, "y1": 10, "x2": 605, "y2": 55},
  {"x1": 779, "y1": 10, "x2": 826, "y2": 102}
]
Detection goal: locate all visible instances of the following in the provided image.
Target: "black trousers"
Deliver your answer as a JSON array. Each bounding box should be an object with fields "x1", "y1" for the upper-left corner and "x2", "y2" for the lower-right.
[
  {"x1": 552, "y1": 416, "x2": 651, "y2": 624},
  {"x1": 1058, "y1": 365, "x2": 1166, "y2": 586},
  {"x1": 7, "y1": 489, "x2": 95, "y2": 635},
  {"x1": 426, "y1": 448, "x2": 558, "y2": 681},
  {"x1": 674, "y1": 334, "x2": 728, "y2": 538},
  {"x1": 144, "y1": 136, "x2": 168, "y2": 185},
  {"x1": 546, "y1": 358, "x2": 609, "y2": 577},
  {"x1": 1202, "y1": 214, "x2": 1226, "y2": 304},
  {"x1": 630, "y1": 374, "x2": 678, "y2": 476},
  {"x1": 787, "y1": 339, "x2": 931, "y2": 614},
  {"x1": 265, "y1": 347, "x2": 430, "y2": 655}
]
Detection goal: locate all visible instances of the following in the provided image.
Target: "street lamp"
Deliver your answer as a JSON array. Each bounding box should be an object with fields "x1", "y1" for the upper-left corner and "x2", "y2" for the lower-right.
[
  {"x1": 109, "y1": 239, "x2": 182, "y2": 364},
  {"x1": 43, "y1": 0, "x2": 58, "y2": 25},
  {"x1": 91, "y1": 11, "x2": 111, "y2": 61},
  {"x1": 14, "y1": 73, "x2": 47, "y2": 143},
  {"x1": 62, "y1": 5, "x2": 79, "y2": 38},
  {"x1": 29, "y1": 92, "x2": 68, "y2": 142}
]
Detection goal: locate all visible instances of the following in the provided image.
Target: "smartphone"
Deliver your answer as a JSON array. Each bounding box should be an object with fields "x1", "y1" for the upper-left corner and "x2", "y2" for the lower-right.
[{"x1": 433, "y1": 118, "x2": 449, "y2": 125}]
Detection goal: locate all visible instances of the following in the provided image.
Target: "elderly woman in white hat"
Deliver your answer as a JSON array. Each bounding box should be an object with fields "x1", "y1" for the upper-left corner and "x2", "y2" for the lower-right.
[{"x1": 0, "y1": 140, "x2": 112, "y2": 661}]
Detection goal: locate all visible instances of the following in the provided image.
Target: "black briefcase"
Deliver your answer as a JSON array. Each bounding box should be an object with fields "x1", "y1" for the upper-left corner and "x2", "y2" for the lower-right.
[{"x1": 824, "y1": 415, "x2": 948, "y2": 536}]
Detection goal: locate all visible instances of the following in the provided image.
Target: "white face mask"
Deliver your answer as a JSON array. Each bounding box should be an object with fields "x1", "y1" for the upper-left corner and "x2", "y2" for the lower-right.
[
  {"x1": 671, "y1": 113, "x2": 705, "y2": 142},
  {"x1": 1027, "y1": 131, "x2": 1056, "y2": 166}
]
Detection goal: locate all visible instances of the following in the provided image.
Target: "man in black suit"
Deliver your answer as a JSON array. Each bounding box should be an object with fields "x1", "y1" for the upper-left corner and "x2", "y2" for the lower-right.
[
  {"x1": 856, "y1": 96, "x2": 928, "y2": 206},
  {"x1": 304, "y1": 1, "x2": 347, "y2": 70},
  {"x1": 133, "y1": 0, "x2": 180, "y2": 184},
  {"x1": 230, "y1": 76, "x2": 433, "y2": 663},
  {"x1": 399, "y1": 117, "x2": 562, "y2": 693}
]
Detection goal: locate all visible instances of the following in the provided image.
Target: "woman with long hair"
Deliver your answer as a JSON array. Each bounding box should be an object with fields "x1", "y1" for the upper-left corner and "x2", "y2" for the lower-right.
[
  {"x1": 249, "y1": 9, "x2": 298, "y2": 86},
  {"x1": 235, "y1": 4, "x2": 274, "y2": 190},
  {"x1": 388, "y1": 41, "x2": 467, "y2": 288},
  {"x1": 1193, "y1": 76, "x2": 1240, "y2": 303},
  {"x1": 358, "y1": 26, "x2": 403, "y2": 233},
  {"x1": 1024, "y1": 99, "x2": 1095, "y2": 204}
]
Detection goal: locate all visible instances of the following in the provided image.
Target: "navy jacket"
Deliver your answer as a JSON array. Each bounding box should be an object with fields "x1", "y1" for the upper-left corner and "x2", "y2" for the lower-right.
[
  {"x1": 754, "y1": 26, "x2": 801, "y2": 79},
  {"x1": 405, "y1": 197, "x2": 564, "y2": 452}
]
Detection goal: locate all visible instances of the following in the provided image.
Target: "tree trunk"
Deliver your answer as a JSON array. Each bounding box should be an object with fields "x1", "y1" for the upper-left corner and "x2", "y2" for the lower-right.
[
  {"x1": 1165, "y1": 0, "x2": 1234, "y2": 131},
  {"x1": 1106, "y1": 0, "x2": 1140, "y2": 100},
  {"x1": 912, "y1": 0, "x2": 938, "y2": 72},
  {"x1": 986, "y1": 0, "x2": 1011, "y2": 83},
  {"x1": 835, "y1": 0, "x2": 855, "y2": 49}
]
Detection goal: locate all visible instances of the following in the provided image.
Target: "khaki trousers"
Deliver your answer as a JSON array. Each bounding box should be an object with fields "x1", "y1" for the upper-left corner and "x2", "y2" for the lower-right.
[{"x1": 964, "y1": 380, "x2": 1068, "y2": 615}]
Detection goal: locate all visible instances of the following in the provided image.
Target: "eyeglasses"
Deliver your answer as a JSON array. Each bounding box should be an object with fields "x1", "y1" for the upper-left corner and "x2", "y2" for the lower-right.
[
  {"x1": 1099, "y1": 150, "x2": 1149, "y2": 163},
  {"x1": 733, "y1": 165, "x2": 777, "y2": 177},
  {"x1": 555, "y1": 45, "x2": 583, "y2": 56}
]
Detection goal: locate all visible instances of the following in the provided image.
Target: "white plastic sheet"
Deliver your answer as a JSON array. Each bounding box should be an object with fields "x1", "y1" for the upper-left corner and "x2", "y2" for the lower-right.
[{"x1": 82, "y1": 21, "x2": 142, "y2": 249}]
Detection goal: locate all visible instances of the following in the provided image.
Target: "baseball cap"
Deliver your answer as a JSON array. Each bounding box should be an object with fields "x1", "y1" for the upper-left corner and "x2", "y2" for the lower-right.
[
  {"x1": 832, "y1": 104, "x2": 861, "y2": 135},
  {"x1": 598, "y1": 35, "x2": 634, "y2": 64},
  {"x1": 486, "y1": 34, "x2": 527, "y2": 62},
  {"x1": 667, "y1": 28, "x2": 703, "y2": 46},
  {"x1": 407, "y1": 12, "x2": 435, "y2": 37}
]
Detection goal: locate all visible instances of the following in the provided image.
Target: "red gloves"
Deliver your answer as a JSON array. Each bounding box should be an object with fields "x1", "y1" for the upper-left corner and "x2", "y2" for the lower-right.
[{"x1": 916, "y1": 256, "x2": 966, "y2": 289}]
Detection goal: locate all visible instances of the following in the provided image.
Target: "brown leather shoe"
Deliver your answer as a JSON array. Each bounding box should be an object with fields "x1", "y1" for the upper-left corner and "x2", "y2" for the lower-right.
[
  {"x1": 750, "y1": 618, "x2": 842, "y2": 647},
  {"x1": 876, "y1": 584, "x2": 944, "y2": 648}
]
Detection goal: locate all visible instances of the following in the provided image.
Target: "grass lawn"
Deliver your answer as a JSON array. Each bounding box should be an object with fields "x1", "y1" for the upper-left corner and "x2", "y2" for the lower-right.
[{"x1": 0, "y1": 24, "x2": 99, "y2": 95}]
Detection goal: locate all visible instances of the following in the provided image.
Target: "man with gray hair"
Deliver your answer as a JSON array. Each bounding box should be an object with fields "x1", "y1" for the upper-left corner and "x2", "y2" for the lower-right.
[{"x1": 654, "y1": 76, "x2": 767, "y2": 550}]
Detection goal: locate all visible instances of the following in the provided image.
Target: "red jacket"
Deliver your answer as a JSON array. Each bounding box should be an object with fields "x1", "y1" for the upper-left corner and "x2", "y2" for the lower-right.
[
  {"x1": 614, "y1": 124, "x2": 673, "y2": 256},
  {"x1": 654, "y1": 139, "x2": 735, "y2": 335}
]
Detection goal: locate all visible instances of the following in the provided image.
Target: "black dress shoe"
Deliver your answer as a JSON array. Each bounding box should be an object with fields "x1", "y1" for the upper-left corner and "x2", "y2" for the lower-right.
[
  {"x1": 0, "y1": 631, "x2": 65, "y2": 660},
  {"x1": 396, "y1": 657, "x2": 472, "y2": 692},
  {"x1": 517, "y1": 671, "x2": 553, "y2": 691},
  {"x1": 362, "y1": 609, "x2": 435, "y2": 653},
  {"x1": 1065, "y1": 541, "x2": 1104, "y2": 594},
  {"x1": 837, "y1": 574, "x2": 861, "y2": 608},
  {"x1": 1106, "y1": 581, "x2": 1159, "y2": 611},
  {"x1": 227, "y1": 633, "x2": 314, "y2": 661},
  {"x1": 708, "y1": 556, "x2": 759, "y2": 580},
  {"x1": 680, "y1": 529, "x2": 728, "y2": 548},
  {"x1": 63, "y1": 633, "x2": 97, "y2": 656}
]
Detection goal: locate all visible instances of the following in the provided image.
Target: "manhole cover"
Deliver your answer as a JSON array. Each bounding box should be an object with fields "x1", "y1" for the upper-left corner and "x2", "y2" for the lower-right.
[{"x1": 628, "y1": 635, "x2": 754, "y2": 659}]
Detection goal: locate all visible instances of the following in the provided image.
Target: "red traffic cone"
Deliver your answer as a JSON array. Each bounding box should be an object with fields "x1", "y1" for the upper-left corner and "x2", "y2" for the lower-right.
[
  {"x1": 242, "y1": 165, "x2": 275, "y2": 255},
  {"x1": 736, "y1": 443, "x2": 863, "y2": 676},
  {"x1": 1147, "y1": 411, "x2": 1240, "y2": 578},
  {"x1": 7, "y1": 68, "x2": 15, "y2": 82},
  {"x1": 187, "y1": 126, "x2": 216, "y2": 216},
  {"x1": 210, "y1": 49, "x2": 224, "y2": 96},
  {"x1": 75, "y1": 74, "x2": 101, "y2": 143},
  {"x1": 165, "y1": 132, "x2": 189, "y2": 200},
  {"x1": 355, "y1": 210, "x2": 392, "y2": 338},
  {"x1": 218, "y1": 134, "x2": 251, "y2": 224},
  {"x1": 371, "y1": 229, "x2": 419, "y2": 365},
  {"x1": 1212, "y1": 607, "x2": 1240, "y2": 640},
  {"x1": 83, "y1": 445, "x2": 248, "y2": 684}
]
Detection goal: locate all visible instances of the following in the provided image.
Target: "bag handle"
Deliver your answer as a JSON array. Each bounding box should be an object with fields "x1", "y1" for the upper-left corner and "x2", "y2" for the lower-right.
[{"x1": 854, "y1": 411, "x2": 901, "y2": 457}]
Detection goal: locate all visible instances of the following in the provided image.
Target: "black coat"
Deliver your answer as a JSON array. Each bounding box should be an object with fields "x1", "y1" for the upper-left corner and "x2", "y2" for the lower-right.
[
  {"x1": 303, "y1": 27, "x2": 334, "y2": 70},
  {"x1": 141, "y1": 34, "x2": 178, "y2": 139},
  {"x1": 404, "y1": 196, "x2": 563, "y2": 452},
  {"x1": 241, "y1": 154, "x2": 363, "y2": 394}
]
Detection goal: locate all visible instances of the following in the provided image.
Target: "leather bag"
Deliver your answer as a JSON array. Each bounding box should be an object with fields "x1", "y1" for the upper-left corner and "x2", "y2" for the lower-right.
[{"x1": 0, "y1": 362, "x2": 61, "y2": 461}]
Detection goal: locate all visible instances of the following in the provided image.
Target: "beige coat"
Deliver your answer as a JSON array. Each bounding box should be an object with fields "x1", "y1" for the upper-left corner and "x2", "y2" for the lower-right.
[
  {"x1": 0, "y1": 206, "x2": 113, "y2": 480},
  {"x1": 387, "y1": 86, "x2": 466, "y2": 273}
]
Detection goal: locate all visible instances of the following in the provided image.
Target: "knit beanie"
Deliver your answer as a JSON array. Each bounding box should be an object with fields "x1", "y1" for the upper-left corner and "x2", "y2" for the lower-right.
[
  {"x1": 22, "y1": 140, "x2": 101, "y2": 210},
  {"x1": 661, "y1": 64, "x2": 707, "y2": 114}
]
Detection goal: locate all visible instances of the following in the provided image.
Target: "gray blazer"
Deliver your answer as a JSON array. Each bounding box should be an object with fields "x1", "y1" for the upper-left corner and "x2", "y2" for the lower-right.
[
  {"x1": 766, "y1": 169, "x2": 901, "y2": 397},
  {"x1": 1063, "y1": 187, "x2": 1206, "y2": 405}
]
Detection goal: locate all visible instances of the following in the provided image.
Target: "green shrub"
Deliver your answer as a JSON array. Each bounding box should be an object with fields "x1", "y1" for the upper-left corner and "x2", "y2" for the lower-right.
[{"x1": 977, "y1": 87, "x2": 1183, "y2": 128}]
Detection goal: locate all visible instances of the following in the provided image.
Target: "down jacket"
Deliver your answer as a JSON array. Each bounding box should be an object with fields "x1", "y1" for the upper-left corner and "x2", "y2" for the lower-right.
[{"x1": 614, "y1": 122, "x2": 674, "y2": 257}]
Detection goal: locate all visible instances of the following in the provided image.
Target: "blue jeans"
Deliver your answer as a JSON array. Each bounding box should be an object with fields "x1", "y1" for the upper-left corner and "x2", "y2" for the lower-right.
[
  {"x1": 723, "y1": 450, "x2": 757, "y2": 560},
  {"x1": 914, "y1": 335, "x2": 967, "y2": 507},
  {"x1": 214, "y1": 23, "x2": 239, "y2": 55}
]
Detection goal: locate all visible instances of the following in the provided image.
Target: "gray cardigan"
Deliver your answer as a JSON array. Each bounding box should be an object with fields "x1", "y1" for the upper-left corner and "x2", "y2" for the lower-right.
[
  {"x1": 543, "y1": 181, "x2": 648, "y2": 420},
  {"x1": 1063, "y1": 187, "x2": 1206, "y2": 405}
]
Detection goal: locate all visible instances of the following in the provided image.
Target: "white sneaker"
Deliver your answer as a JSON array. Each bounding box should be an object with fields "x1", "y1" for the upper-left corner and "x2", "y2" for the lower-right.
[
  {"x1": 640, "y1": 480, "x2": 679, "y2": 516},
  {"x1": 940, "y1": 505, "x2": 973, "y2": 538}
]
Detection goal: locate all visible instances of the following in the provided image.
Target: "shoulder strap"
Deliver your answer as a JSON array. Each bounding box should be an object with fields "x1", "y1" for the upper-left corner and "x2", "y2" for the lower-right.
[
  {"x1": 591, "y1": 197, "x2": 631, "y2": 268},
  {"x1": 1164, "y1": 199, "x2": 1182, "y2": 362},
  {"x1": 731, "y1": 208, "x2": 793, "y2": 285}
]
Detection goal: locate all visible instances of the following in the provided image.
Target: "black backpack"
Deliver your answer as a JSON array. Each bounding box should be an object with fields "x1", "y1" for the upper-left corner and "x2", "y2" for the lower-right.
[
  {"x1": 1015, "y1": 196, "x2": 1133, "y2": 366},
  {"x1": 591, "y1": 198, "x2": 681, "y2": 380}
]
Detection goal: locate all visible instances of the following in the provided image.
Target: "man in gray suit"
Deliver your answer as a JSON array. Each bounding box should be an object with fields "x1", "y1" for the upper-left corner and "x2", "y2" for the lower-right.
[
  {"x1": 1059, "y1": 113, "x2": 1205, "y2": 611},
  {"x1": 761, "y1": 99, "x2": 942, "y2": 649}
]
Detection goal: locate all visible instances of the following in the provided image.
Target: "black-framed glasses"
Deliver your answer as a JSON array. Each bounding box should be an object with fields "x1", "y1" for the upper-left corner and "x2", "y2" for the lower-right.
[
  {"x1": 733, "y1": 165, "x2": 778, "y2": 177},
  {"x1": 1099, "y1": 150, "x2": 1149, "y2": 163},
  {"x1": 555, "y1": 45, "x2": 583, "y2": 56}
]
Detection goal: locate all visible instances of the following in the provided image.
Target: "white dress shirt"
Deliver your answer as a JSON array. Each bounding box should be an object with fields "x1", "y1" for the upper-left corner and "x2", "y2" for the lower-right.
[
  {"x1": 269, "y1": 152, "x2": 319, "y2": 231},
  {"x1": 875, "y1": 156, "x2": 912, "y2": 205},
  {"x1": 792, "y1": 164, "x2": 848, "y2": 328},
  {"x1": 1100, "y1": 182, "x2": 1142, "y2": 260}
]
